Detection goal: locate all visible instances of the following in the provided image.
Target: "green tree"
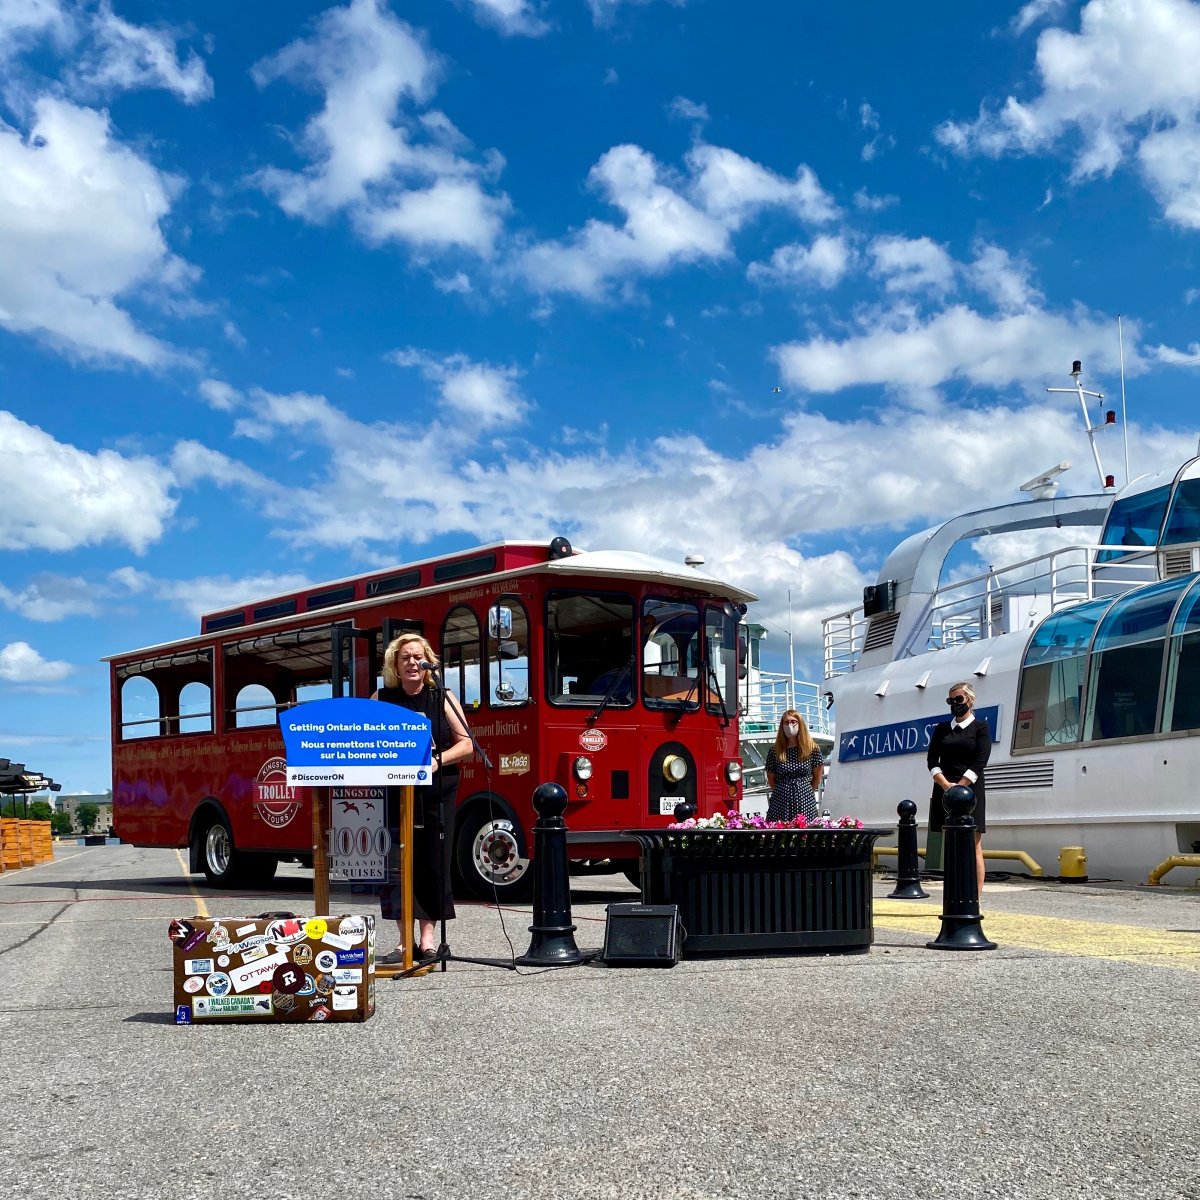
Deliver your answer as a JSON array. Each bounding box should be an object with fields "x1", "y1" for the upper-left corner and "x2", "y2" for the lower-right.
[
  {"x1": 51, "y1": 811, "x2": 73, "y2": 836},
  {"x1": 27, "y1": 800, "x2": 53, "y2": 822},
  {"x1": 76, "y1": 802, "x2": 100, "y2": 834}
]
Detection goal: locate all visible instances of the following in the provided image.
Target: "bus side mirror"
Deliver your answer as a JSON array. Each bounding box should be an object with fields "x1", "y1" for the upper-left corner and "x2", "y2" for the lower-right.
[{"x1": 488, "y1": 605, "x2": 513, "y2": 640}]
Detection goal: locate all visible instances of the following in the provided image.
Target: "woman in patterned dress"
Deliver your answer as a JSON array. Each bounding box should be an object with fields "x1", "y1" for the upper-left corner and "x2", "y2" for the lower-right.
[{"x1": 765, "y1": 709, "x2": 824, "y2": 822}]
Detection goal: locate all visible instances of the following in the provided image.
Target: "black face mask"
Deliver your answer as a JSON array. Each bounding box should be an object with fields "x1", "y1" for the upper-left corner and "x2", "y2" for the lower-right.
[{"x1": 949, "y1": 699, "x2": 970, "y2": 718}]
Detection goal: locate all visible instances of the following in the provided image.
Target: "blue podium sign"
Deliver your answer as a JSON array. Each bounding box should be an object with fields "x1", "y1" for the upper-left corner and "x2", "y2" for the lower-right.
[{"x1": 280, "y1": 697, "x2": 433, "y2": 786}]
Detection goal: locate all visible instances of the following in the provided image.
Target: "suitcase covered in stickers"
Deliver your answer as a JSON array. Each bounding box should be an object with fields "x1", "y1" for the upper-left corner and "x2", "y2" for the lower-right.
[{"x1": 170, "y1": 913, "x2": 376, "y2": 1024}]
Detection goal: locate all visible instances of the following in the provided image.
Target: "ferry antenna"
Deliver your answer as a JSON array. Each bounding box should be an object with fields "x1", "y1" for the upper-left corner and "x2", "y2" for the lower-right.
[{"x1": 1046, "y1": 359, "x2": 1115, "y2": 490}]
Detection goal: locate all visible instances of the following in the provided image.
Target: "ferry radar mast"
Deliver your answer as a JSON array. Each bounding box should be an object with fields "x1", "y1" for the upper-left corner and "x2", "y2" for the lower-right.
[{"x1": 1046, "y1": 359, "x2": 1116, "y2": 490}]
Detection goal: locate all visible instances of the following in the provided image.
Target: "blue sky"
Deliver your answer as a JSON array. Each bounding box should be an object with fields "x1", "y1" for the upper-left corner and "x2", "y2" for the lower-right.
[{"x1": 3, "y1": 0, "x2": 1200, "y2": 794}]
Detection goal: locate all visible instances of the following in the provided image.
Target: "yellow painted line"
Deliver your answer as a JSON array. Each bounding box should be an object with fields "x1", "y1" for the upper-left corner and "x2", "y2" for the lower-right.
[
  {"x1": 175, "y1": 849, "x2": 209, "y2": 919},
  {"x1": 874, "y1": 899, "x2": 1200, "y2": 971}
]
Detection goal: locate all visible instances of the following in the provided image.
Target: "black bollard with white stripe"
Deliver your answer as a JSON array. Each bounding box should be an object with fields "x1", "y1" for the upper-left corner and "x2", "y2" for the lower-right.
[
  {"x1": 926, "y1": 785, "x2": 996, "y2": 951},
  {"x1": 887, "y1": 799, "x2": 929, "y2": 900},
  {"x1": 517, "y1": 782, "x2": 585, "y2": 966}
]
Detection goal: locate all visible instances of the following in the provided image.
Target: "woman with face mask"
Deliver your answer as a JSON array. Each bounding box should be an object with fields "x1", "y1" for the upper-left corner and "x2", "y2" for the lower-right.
[
  {"x1": 927, "y1": 680, "x2": 991, "y2": 893},
  {"x1": 764, "y1": 710, "x2": 824, "y2": 823}
]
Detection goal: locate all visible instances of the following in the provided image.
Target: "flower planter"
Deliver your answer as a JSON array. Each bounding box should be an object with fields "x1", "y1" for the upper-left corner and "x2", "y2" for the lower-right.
[{"x1": 621, "y1": 827, "x2": 891, "y2": 955}]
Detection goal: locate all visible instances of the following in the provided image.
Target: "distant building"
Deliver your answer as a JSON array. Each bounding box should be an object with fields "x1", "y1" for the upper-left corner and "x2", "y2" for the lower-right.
[{"x1": 56, "y1": 792, "x2": 114, "y2": 835}]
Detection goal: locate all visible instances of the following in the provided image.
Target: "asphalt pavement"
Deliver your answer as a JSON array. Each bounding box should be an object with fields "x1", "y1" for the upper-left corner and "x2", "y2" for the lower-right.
[{"x1": 1, "y1": 843, "x2": 1197, "y2": 1200}]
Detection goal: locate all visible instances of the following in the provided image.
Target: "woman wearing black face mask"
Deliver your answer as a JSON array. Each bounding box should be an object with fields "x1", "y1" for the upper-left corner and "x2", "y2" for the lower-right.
[{"x1": 927, "y1": 681, "x2": 991, "y2": 892}]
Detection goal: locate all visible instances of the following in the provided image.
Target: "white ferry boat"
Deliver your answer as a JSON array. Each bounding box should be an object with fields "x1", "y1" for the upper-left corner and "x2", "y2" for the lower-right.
[{"x1": 820, "y1": 364, "x2": 1200, "y2": 886}]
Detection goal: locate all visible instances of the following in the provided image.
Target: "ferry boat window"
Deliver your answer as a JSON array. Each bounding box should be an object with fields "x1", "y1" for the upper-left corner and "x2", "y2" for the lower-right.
[
  {"x1": 442, "y1": 606, "x2": 483, "y2": 711},
  {"x1": 545, "y1": 591, "x2": 634, "y2": 707},
  {"x1": 487, "y1": 597, "x2": 530, "y2": 707},
  {"x1": 1162, "y1": 578, "x2": 1200, "y2": 732},
  {"x1": 1013, "y1": 599, "x2": 1108, "y2": 749},
  {"x1": 178, "y1": 681, "x2": 212, "y2": 734},
  {"x1": 120, "y1": 676, "x2": 160, "y2": 740},
  {"x1": 1161, "y1": 479, "x2": 1200, "y2": 546},
  {"x1": 1085, "y1": 577, "x2": 1187, "y2": 742},
  {"x1": 1097, "y1": 485, "x2": 1170, "y2": 561},
  {"x1": 642, "y1": 598, "x2": 701, "y2": 711},
  {"x1": 704, "y1": 605, "x2": 738, "y2": 718}
]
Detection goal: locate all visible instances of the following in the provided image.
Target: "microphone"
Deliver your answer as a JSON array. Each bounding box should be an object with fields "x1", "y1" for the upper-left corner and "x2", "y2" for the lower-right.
[{"x1": 419, "y1": 660, "x2": 440, "y2": 672}]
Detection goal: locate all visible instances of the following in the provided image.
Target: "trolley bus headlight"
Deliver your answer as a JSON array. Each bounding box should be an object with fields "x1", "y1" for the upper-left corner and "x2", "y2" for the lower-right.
[
  {"x1": 573, "y1": 756, "x2": 593, "y2": 781},
  {"x1": 662, "y1": 755, "x2": 688, "y2": 784},
  {"x1": 725, "y1": 760, "x2": 743, "y2": 783}
]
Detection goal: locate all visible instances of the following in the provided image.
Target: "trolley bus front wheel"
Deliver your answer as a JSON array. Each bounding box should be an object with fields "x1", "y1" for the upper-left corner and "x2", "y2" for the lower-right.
[{"x1": 454, "y1": 800, "x2": 533, "y2": 902}]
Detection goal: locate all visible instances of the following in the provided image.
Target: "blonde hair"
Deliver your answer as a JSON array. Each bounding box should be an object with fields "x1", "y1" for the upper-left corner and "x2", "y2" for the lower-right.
[
  {"x1": 383, "y1": 633, "x2": 438, "y2": 690},
  {"x1": 948, "y1": 681, "x2": 976, "y2": 705},
  {"x1": 774, "y1": 709, "x2": 814, "y2": 760}
]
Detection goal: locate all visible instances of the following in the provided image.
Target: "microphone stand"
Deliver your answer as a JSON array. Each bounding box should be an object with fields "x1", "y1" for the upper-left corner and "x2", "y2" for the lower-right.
[{"x1": 395, "y1": 662, "x2": 516, "y2": 978}]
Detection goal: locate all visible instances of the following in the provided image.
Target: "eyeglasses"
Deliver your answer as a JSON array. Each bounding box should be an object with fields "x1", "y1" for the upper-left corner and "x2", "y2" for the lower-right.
[{"x1": 946, "y1": 695, "x2": 968, "y2": 705}]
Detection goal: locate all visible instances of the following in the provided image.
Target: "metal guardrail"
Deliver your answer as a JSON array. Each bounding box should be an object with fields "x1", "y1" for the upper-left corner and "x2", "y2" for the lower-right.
[{"x1": 823, "y1": 543, "x2": 1160, "y2": 677}]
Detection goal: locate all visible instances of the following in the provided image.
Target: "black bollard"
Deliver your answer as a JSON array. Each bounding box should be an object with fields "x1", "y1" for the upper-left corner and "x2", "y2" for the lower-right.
[
  {"x1": 517, "y1": 783, "x2": 585, "y2": 966},
  {"x1": 887, "y1": 799, "x2": 929, "y2": 899},
  {"x1": 926, "y1": 785, "x2": 996, "y2": 951}
]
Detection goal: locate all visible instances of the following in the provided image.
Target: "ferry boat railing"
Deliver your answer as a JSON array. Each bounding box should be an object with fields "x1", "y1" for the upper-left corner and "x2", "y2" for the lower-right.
[
  {"x1": 824, "y1": 544, "x2": 1160, "y2": 676},
  {"x1": 742, "y1": 671, "x2": 833, "y2": 741}
]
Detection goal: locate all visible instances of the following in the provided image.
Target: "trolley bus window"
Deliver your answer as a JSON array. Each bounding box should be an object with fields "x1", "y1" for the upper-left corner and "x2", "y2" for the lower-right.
[
  {"x1": 546, "y1": 591, "x2": 634, "y2": 707},
  {"x1": 442, "y1": 606, "x2": 483, "y2": 711},
  {"x1": 117, "y1": 649, "x2": 213, "y2": 739},
  {"x1": 120, "y1": 676, "x2": 160, "y2": 740},
  {"x1": 234, "y1": 684, "x2": 278, "y2": 728},
  {"x1": 178, "y1": 681, "x2": 212, "y2": 734},
  {"x1": 488, "y1": 599, "x2": 530, "y2": 707},
  {"x1": 223, "y1": 625, "x2": 339, "y2": 729},
  {"x1": 705, "y1": 604, "x2": 738, "y2": 718},
  {"x1": 1162, "y1": 478, "x2": 1200, "y2": 546},
  {"x1": 642, "y1": 598, "x2": 700, "y2": 711}
]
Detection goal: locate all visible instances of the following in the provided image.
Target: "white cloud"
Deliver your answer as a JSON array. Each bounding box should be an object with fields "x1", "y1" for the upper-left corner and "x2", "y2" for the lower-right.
[
  {"x1": 686, "y1": 144, "x2": 837, "y2": 228},
  {"x1": 0, "y1": 642, "x2": 72, "y2": 684},
  {"x1": 0, "y1": 411, "x2": 176, "y2": 552},
  {"x1": 1149, "y1": 340, "x2": 1200, "y2": 366},
  {"x1": 748, "y1": 235, "x2": 851, "y2": 289},
  {"x1": 253, "y1": 0, "x2": 509, "y2": 253},
  {"x1": 464, "y1": 0, "x2": 549, "y2": 36},
  {"x1": 150, "y1": 573, "x2": 314, "y2": 621},
  {"x1": 0, "y1": 97, "x2": 191, "y2": 365},
  {"x1": 198, "y1": 379, "x2": 240, "y2": 410},
  {"x1": 388, "y1": 348, "x2": 531, "y2": 426},
  {"x1": 772, "y1": 303, "x2": 1134, "y2": 395},
  {"x1": 74, "y1": 3, "x2": 212, "y2": 103},
  {"x1": 518, "y1": 142, "x2": 835, "y2": 298},
  {"x1": 969, "y1": 242, "x2": 1043, "y2": 311},
  {"x1": 519, "y1": 144, "x2": 729, "y2": 297},
  {"x1": 0, "y1": 574, "x2": 99, "y2": 621},
  {"x1": 853, "y1": 188, "x2": 898, "y2": 212},
  {"x1": 668, "y1": 96, "x2": 709, "y2": 123},
  {"x1": 937, "y1": 0, "x2": 1200, "y2": 229},
  {"x1": 869, "y1": 235, "x2": 956, "y2": 295},
  {"x1": 1012, "y1": 0, "x2": 1069, "y2": 34},
  {"x1": 0, "y1": 0, "x2": 72, "y2": 58}
]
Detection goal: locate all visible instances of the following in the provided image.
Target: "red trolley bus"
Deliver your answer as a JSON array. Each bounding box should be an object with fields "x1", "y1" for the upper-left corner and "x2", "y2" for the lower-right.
[{"x1": 106, "y1": 538, "x2": 755, "y2": 898}]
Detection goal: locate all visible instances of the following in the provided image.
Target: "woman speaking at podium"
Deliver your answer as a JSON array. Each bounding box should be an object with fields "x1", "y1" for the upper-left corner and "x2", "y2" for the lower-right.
[{"x1": 374, "y1": 633, "x2": 473, "y2": 964}]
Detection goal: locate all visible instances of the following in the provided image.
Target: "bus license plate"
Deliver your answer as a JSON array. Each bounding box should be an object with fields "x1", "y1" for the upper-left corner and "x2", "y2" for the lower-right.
[{"x1": 659, "y1": 797, "x2": 682, "y2": 816}]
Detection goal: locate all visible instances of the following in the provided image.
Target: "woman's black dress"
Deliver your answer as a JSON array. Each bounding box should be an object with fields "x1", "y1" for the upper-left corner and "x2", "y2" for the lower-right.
[
  {"x1": 376, "y1": 685, "x2": 460, "y2": 922},
  {"x1": 926, "y1": 719, "x2": 991, "y2": 832}
]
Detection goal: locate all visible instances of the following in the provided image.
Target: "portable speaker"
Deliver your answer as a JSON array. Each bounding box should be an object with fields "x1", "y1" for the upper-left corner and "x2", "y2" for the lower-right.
[{"x1": 602, "y1": 903, "x2": 682, "y2": 967}]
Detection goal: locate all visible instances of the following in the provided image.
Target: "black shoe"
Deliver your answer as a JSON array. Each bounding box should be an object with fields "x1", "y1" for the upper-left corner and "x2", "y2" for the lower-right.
[
  {"x1": 417, "y1": 946, "x2": 438, "y2": 962},
  {"x1": 377, "y1": 947, "x2": 405, "y2": 966}
]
